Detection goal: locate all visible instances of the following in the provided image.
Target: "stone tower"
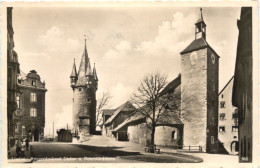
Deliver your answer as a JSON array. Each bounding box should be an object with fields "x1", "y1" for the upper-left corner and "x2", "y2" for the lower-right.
[
  {"x1": 70, "y1": 39, "x2": 98, "y2": 136},
  {"x1": 180, "y1": 8, "x2": 219, "y2": 153}
]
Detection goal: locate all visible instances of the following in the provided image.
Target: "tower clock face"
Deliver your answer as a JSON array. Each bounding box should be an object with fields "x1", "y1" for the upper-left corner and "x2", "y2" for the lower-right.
[
  {"x1": 190, "y1": 52, "x2": 198, "y2": 65},
  {"x1": 211, "y1": 54, "x2": 215, "y2": 64}
]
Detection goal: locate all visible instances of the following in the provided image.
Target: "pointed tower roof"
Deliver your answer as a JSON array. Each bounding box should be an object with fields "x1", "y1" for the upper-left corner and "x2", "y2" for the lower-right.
[
  {"x1": 93, "y1": 63, "x2": 98, "y2": 81},
  {"x1": 70, "y1": 58, "x2": 78, "y2": 78},
  {"x1": 78, "y1": 38, "x2": 91, "y2": 77},
  {"x1": 86, "y1": 58, "x2": 92, "y2": 76},
  {"x1": 196, "y1": 8, "x2": 205, "y2": 24}
]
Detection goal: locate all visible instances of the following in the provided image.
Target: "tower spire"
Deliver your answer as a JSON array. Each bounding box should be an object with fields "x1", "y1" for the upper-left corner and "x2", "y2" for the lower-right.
[
  {"x1": 70, "y1": 58, "x2": 77, "y2": 78},
  {"x1": 93, "y1": 63, "x2": 98, "y2": 81},
  {"x1": 78, "y1": 36, "x2": 90, "y2": 77},
  {"x1": 195, "y1": 8, "x2": 206, "y2": 40}
]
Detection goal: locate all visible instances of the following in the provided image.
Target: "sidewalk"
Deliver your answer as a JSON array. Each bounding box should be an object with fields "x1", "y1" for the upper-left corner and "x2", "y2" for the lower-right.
[{"x1": 8, "y1": 145, "x2": 33, "y2": 163}]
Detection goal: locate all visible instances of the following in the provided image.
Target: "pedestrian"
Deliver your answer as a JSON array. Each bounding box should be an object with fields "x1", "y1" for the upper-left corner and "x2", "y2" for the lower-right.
[
  {"x1": 25, "y1": 138, "x2": 29, "y2": 151},
  {"x1": 16, "y1": 139, "x2": 21, "y2": 158}
]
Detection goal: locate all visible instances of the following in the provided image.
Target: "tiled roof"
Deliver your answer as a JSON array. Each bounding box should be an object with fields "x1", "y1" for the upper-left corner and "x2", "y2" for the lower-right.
[
  {"x1": 102, "y1": 109, "x2": 115, "y2": 116},
  {"x1": 180, "y1": 38, "x2": 208, "y2": 54},
  {"x1": 70, "y1": 59, "x2": 77, "y2": 77},
  {"x1": 180, "y1": 38, "x2": 220, "y2": 57},
  {"x1": 160, "y1": 74, "x2": 181, "y2": 95},
  {"x1": 104, "y1": 101, "x2": 136, "y2": 125},
  {"x1": 111, "y1": 112, "x2": 145, "y2": 132}
]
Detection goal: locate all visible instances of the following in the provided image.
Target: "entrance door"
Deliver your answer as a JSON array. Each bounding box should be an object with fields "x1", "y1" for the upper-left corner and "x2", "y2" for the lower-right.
[{"x1": 34, "y1": 129, "x2": 39, "y2": 141}]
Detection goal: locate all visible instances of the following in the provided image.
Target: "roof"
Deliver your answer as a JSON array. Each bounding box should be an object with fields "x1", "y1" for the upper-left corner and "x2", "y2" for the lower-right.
[
  {"x1": 160, "y1": 74, "x2": 181, "y2": 95},
  {"x1": 111, "y1": 112, "x2": 146, "y2": 132},
  {"x1": 102, "y1": 109, "x2": 115, "y2": 116},
  {"x1": 70, "y1": 59, "x2": 77, "y2": 78},
  {"x1": 219, "y1": 76, "x2": 234, "y2": 95},
  {"x1": 180, "y1": 38, "x2": 208, "y2": 55},
  {"x1": 104, "y1": 101, "x2": 136, "y2": 125},
  {"x1": 180, "y1": 38, "x2": 220, "y2": 58}
]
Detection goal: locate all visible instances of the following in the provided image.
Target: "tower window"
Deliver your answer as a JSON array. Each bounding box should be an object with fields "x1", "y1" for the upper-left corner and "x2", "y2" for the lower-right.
[
  {"x1": 30, "y1": 93, "x2": 37, "y2": 102},
  {"x1": 221, "y1": 94, "x2": 224, "y2": 98},
  {"x1": 219, "y1": 126, "x2": 225, "y2": 132},
  {"x1": 30, "y1": 108, "x2": 37, "y2": 117},
  {"x1": 78, "y1": 88, "x2": 82, "y2": 92},
  {"x1": 219, "y1": 113, "x2": 225, "y2": 120},
  {"x1": 171, "y1": 131, "x2": 176, "y2": 140},
  {"x1": 86, "y1": 98, "x2": 91, "y2": 103},
  {"x1": 211, "y1": 136, "x2": 214, "y2": 144},
  {"x1": 220, "y1": 101, "x2": 226, "y2": 108}
]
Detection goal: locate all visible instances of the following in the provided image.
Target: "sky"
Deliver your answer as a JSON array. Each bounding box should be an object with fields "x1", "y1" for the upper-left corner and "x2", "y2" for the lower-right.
[{"x1": 12, "y1": 7, "x2": 241, "y2": 135}]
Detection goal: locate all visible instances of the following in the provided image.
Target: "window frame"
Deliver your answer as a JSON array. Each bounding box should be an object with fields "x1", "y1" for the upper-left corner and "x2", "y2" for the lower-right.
[
  {"x1": 30, "y1": 93, "x2": 37, "y2": 102},
  {"x1": 220, "y1": 101, "x2": 226, "y2": 108},
  {"x1": 219, "y1": 126, "x2": 225, "y2": 132},
  {"x1": 30, "y1": 108, "x2": 37, "y2": 117}
]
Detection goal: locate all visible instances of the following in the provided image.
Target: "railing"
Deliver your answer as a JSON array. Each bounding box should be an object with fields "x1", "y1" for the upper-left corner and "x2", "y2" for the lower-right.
[{"x1": 176, "y1": 145, "x2": 202, "y2": 152}]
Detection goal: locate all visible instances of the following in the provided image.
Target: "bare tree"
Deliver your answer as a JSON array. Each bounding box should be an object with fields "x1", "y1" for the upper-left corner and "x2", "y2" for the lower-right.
[
  {"x1": 96, "y1": 91, "x2": 112, "y2": 127},
  {"x1": 131, "y1": 71, "x2": 181, "y2": 145}
]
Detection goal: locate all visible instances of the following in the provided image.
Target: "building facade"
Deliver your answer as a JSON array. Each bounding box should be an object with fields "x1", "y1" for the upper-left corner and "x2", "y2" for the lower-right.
[
  {"x1": 7, "y1": 7, "x2": 20, "y2": 148},
  {"x1": 15, "y1": 70, "x2": 47, "y2": 141},
  {"x1": 70, "y1": 39, "x2": 98, "y2": 137},
  {"x1": 180, "y1": 8, "x2": 219, "y2": 153},
  {"x1": 232, "y1": 7, "x2": 252, "y2": 163},
  {"x1": 218, "y1": 76, "x2": 239, "y2": 154}
]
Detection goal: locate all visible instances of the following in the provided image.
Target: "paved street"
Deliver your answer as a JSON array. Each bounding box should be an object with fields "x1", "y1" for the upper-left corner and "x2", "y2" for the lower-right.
[{"x1": 27, "y1": 135, "x2": 203, "y2": 163}]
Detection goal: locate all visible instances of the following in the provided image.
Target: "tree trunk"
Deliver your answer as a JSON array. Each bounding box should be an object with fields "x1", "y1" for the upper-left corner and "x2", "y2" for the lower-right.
[{"x1": 151, "y1": 125, "x2": 155, "y2": 145}]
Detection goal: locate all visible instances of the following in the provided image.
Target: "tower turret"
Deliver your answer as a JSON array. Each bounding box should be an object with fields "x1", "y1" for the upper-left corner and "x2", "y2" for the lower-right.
[
  {"x1": 195, "y1": 8, "x2": 206, "y2": 40},
  {"x1": 93, "y1": 63, "x2": 98, "y2": 90},
  {"x1": 70, "y1": 58, "x2": 78, "y2": 88}
]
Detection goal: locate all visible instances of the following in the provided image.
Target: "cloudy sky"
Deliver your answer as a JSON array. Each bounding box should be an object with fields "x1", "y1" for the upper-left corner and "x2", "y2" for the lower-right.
[{"x1": 12, "y1": 7, "x2": 241, "y2": 134}]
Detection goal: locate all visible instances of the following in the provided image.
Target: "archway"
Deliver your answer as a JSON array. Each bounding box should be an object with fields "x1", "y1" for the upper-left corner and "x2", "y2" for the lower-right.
[
  {"x1": 231, "y1": 141, "x2": 239, "y2": 152},
  {"x1": 34, "y1": 129, "x2": 39, "y2": 141}
]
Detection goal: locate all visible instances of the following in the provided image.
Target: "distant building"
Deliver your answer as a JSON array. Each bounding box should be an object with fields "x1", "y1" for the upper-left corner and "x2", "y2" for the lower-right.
[
  {"x1": 218, "y1": 76, "x2": 238, "y2": 154},
  {"x1": 103, "y1": 101, "x2": 136, "y2": 139},
  {"x1": 15, "y1": 70, "x2": 47, "y2": 141},
  {"x1": 70, "y1": 39, "x2": 98, "y2": 137},
  {"x1": 57, "y1": 129, "x2": 72, "y2": 142},
  {"x1": 232, "y1": 7, "x2": 252, "y2": 163},
  {"x1": 180, "y1": 8, "x2": 219, "y2": 153},
  {"x1": 7, "y1": 7, "x2": 20, "y2": 148},
  {"x1": 101, "y1": 109, "x2": 115, "y2": 136}
]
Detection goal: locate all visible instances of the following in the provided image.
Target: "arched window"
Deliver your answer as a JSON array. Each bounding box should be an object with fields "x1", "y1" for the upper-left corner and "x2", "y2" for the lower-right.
[{"x1": 30, "y1": 108, "x2": 37, "y2": 117}]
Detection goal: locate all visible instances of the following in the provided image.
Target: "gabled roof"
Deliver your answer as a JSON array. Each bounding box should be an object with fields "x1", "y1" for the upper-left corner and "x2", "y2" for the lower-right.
[
  {"x1": 111, "y1": 112, "x2": 146, "y2": 132},
  {"x1": 180, "y1": 38, "x2": 208, "y2": 55},
  {"x1": 219, "y1": 76, "x2": 234, "y2": 95},
  {"x1": 160, "y1": 74, "x2": 181, "y2": 95},
  {"x1": 102, "y1": 109, "x2": 115, "y2": 116},
  {"x1": 104, "y1": 101, "x2": 136, "y2": 125}
]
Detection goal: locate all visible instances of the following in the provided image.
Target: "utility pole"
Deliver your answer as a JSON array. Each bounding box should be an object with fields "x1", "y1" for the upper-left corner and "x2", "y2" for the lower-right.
[
  {"x1": 67, "y1": 123, "x2": 68, "y2": 130},
  {"x1": 53, "y1": 121, "x2": 54, "y2": 139}
]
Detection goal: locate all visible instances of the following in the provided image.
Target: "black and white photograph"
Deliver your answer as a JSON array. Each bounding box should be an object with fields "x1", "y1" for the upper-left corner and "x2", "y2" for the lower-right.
[{"x1": 2, "y1": 2, "x2": 258, "y2": 167}]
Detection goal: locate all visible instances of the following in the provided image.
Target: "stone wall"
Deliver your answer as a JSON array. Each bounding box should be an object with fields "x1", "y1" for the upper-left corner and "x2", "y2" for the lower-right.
[
  {"x1": 128, "y1": 123, "x2": 182, "y2": 147},
  {"x1": 181, "y1": 48, "x2": 208, "y2": 151},
  {"x1": 73, "y1": 86, "x2": 96, "y2": 134}
]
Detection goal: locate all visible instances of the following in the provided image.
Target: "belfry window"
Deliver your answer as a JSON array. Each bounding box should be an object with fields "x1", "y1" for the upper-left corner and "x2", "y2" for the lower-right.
[
  {"x1": 171, "y1": 131, "x2": 176, "y2": 140},
  {"x1": 32, "y1": 80, "x2": 36, "y2": 86}
]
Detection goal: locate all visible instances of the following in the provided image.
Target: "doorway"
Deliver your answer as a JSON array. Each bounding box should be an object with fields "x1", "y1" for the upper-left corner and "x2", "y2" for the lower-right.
[{"x1": 34, "y1": 129, "x2": 39, "y2": 141}]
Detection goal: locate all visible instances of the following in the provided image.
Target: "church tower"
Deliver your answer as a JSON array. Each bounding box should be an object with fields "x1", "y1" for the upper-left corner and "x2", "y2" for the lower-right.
[
  {"x1": 180, "y1": 8, "x2": 219, "y2": 153},
  {"x1": 70, "y1": 38, "x2": 98, "y2": 136}
]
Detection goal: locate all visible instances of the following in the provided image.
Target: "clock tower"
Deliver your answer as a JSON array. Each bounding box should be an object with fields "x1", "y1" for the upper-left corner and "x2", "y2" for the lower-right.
[
  {"x1": 180, "y1": 8, "x2": 219, "y2": 153},
  {"x1": 70, "y1": 38, "x2": 98, "y2": 137}
]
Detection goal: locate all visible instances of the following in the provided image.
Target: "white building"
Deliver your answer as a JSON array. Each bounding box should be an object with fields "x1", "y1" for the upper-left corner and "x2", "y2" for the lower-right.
[{"x1": 218, "y1": 76, "x2": 239, "y2": 155}]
